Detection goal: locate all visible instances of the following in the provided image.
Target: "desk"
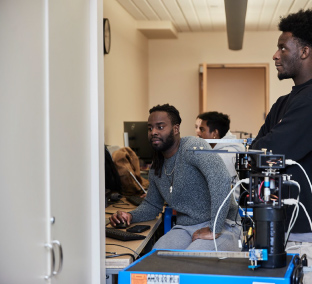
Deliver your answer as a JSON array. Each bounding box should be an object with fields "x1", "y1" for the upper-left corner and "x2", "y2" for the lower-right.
[{"x1": 105, "y1": 199, "x2": 162, "y2": 284}]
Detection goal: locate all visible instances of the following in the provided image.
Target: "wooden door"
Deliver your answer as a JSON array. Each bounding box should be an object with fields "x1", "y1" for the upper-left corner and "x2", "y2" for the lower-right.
[{"x1": 199, "y1": 64, "x2": 269, "y2": 137}]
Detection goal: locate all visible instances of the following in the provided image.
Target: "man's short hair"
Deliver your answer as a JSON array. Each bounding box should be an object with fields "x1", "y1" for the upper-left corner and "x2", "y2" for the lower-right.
[
  {"x1": 197, "y1": 111, "x2": 230, "y2": 138},
  {"x1": 279, "y1": 9, "x2": 312, "y2": 47},
  {"x1": 149, "y1": 104, "x2": 182, "y2": 126}
]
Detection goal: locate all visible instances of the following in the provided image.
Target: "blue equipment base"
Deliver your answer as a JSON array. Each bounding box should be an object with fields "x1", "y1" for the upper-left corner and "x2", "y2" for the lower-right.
[{"x1": 118, "y1": 249, "x2": 298, "y2": 284}]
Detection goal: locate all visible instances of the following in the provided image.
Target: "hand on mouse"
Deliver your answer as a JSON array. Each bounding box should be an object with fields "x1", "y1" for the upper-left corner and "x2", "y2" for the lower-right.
[
  {"x1": 192, "y1": 227, "x2": 220, "y2": 242},
  {"x1": 109, "y1": 211, "x2": 132, "y2": 227}
]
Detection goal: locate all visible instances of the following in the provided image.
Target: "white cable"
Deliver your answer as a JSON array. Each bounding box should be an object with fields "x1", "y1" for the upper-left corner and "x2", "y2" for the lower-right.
[
  {"x1": 283, "y1": 180, "x2": 300, "y2": 245},
  {"x1": 287, "y1": 181, "x2": 300, "y2": 229},
  {"x1": 286, "y1": 243, "x2": 312, "y2": 251},
  {"x1": 283, "y1": 198, "x2": 312, "y2": 243},
  {"x1": 213, "y1": 178, "x2": 249, "y2": 252},
  {"x1": 299, "y1": 201, "x2": 312, "y2": 231},
  {"x1": 233, "y1": 190, "x2": 238, "y2": 205},
  {"x1": 288, "y1": 203, "x2": 299, "y2": 240},
  {"x1": 285, "y1": 159, "x2": 312, "y2": 194},
  {"x1": 284, "y1": 198, "x2": 300, "y2": 245}
]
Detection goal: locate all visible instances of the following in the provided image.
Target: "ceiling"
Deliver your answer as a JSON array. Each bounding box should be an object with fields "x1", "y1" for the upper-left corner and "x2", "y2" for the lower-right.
[{"x1": 115, "y1": 0, "x2": 312, "y2": 48}]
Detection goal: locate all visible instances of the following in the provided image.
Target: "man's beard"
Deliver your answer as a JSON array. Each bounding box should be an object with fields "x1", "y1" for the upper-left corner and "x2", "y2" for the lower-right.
[
  {"x1": 150, "y1": 129, "x2": 175, "y2": 152},
  {"x1": 278, "y1": 54, "x2": 300, "y2": 81},
  {"x1": 278, "y1": 70, "x2": 295, "y2": 80}
]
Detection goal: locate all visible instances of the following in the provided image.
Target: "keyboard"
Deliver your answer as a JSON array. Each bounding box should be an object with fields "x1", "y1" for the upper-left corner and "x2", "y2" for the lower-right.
[
  {"x1": 106, "y1": 228, "x2": 146, "y2": 241},
  {"x1": 126, "y1": 195, "x2": 144, "y2": 206}
]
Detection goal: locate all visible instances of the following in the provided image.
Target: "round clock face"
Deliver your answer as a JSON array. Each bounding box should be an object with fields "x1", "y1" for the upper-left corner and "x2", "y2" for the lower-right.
[{"x1": 104, "y1": 18, "x2": 111, "y2": 54}]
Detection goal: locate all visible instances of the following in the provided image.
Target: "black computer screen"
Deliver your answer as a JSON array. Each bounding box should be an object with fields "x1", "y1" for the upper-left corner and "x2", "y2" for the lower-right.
[{"x1": 123, "y1": 121, "x2": 153, "y2": 164}]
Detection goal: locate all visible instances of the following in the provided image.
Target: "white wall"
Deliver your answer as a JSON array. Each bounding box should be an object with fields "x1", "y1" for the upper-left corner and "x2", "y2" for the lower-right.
[
  {"x1": 148, "y1": 32, "x2": 294, "y2": 138},
  {"x1": 104, "y1": 0, "x2": 149, "y2": 147},
  {"x1": 105, "y1": 0, "x2": 295, "y2": 145}
]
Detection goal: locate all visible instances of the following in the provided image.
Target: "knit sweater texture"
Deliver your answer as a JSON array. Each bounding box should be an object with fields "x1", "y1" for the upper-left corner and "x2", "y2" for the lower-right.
[{"x1": 130, "y1": 136, "x2": 236, "y2": 234}]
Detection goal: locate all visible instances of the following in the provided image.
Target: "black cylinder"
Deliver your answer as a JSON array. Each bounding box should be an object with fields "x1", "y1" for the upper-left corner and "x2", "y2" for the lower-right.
[
  {"x1": 253, "y1": 207, "x2": 287, "y2": 268},
  {"x1": 236, "y1": 154, "x2": 251, "y2": 206}
]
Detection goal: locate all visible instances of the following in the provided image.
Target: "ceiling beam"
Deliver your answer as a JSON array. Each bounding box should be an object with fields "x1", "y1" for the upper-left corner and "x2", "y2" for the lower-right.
[
  {"x1": 137, "y1": 21, "x2": 178, "y2": 39},
  {"x1": 224, "y1": 0, "x2": 248, "y2": 50}
]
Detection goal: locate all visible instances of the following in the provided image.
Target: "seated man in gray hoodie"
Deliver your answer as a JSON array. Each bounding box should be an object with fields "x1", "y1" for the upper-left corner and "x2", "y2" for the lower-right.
[
  {"x1": 195, "y1": 111, "x2": 245, "y2": 181},
  {"x1": 110, "y1": 104, "x2": 241, "y2": 251}
]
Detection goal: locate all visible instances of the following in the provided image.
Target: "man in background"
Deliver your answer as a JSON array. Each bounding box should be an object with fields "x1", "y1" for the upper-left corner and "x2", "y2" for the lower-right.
[
  {"x1": 195, "y1": 111, "x2": 245, "y2": 182},
  {"x1": 251, "y1": 9, "x2": 312, "y2": 282}
]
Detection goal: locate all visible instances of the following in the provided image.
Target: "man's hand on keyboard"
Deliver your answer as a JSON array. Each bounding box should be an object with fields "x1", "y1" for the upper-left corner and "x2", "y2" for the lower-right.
[{"x1": 109, "y1": 211, "x2": 132, "y2": 227}]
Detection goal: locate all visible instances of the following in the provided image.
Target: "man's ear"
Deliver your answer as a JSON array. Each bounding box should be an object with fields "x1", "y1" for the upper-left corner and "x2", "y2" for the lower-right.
[
  {"x1": 174, "y1": 124, "x2": 180, "y2": 134},
  {"x1": 301, "y1": 46, "x2": 310, "y2": 59},
  {"x1": 212, "y1": 129, "x2": 220, "y2": 139}
]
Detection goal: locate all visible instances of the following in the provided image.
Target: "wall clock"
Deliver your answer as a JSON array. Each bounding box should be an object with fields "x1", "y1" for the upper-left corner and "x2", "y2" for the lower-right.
[{"x1": 103, "y1": 18, "x2": 111, "y2": 55}]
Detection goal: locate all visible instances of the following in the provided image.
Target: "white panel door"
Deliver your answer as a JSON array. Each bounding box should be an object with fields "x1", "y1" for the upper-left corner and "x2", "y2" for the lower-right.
[
  {"x1": 48, "y1": 0, "x2": 94, "y2": 282},
  {"x1": 0, "y1": 1, "x2": 104, "y2": 283},
  {"x1": 0, "y1": 1, "x2": 49, "y2": 283},
  {"x1": 48, "y1": 0, "x2": 104, "y2": 283}
]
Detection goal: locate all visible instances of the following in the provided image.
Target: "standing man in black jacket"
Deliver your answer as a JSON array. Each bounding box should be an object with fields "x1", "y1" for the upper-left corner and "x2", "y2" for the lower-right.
[{"x1": 251, "y1": 9, "x2": 312, "y2": 282}]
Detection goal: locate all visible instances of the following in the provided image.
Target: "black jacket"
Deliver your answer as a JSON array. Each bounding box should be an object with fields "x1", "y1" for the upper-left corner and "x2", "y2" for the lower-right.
[{"x1": 251, "y1": 79, "x2": 312, "y2": 233}]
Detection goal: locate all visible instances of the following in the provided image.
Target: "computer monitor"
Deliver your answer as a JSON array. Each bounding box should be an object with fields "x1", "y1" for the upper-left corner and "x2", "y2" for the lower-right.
[{"x1": 123, "y1": 121, "x2": 153, "y2": 164}]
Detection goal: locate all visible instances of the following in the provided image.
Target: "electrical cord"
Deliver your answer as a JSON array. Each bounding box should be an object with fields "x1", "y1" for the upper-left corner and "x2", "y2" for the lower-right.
[
  {"x1": 213, "y1": 178, "x2": 249, "y2": 252},
  {"x1": 234, "y1": 171, "x2": 249, "y2": 193},
  {"x1": 285, "y1": 159, "x2": 312, "y2": 194},
  {"x1": 284, "y1": 198, "x2": 312, "y2": 231},
  {"x1": 284, "y1": 180, "x2": 300, "y2": 246},
  {"x1": 105, "y1": 243, "x2": 141, "y2": 262},
  {"x1": 106, "y1": 243, "x2": 140, "y2": 257},
  {"x1": 298, "y1": 200, "x2": 312, "y2": 231},
  {"x1": 286, "y1": 202, "x2": 299, "y2": 246},
  {"x1": 281, "y1": 160, "x2": 312, "y2": 246},
  {"x1": 286, "y1": 243, "x2": 312, "y2": 251}
]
